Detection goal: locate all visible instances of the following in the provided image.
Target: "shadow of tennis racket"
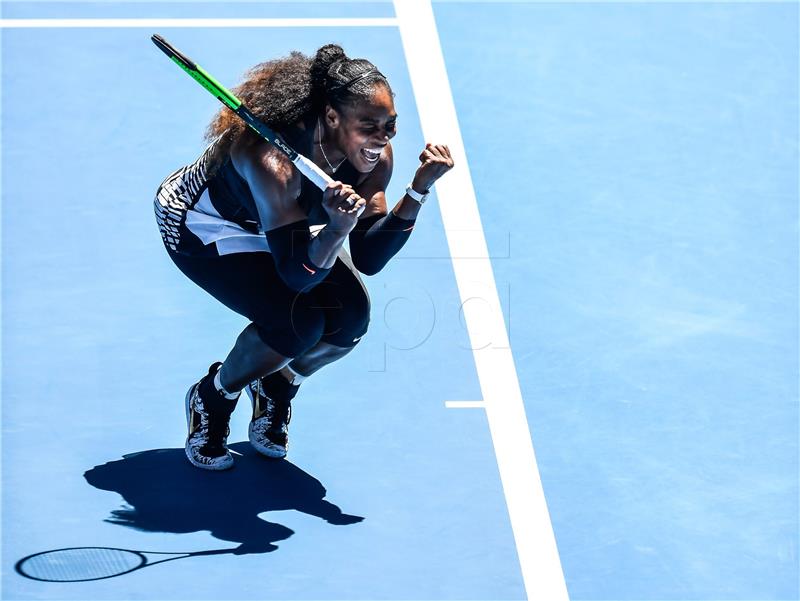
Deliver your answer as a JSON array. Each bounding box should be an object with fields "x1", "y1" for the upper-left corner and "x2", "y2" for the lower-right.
[
  {"x1": 15, "y1": 546, "x2": 238, "y2": 582},
  {"x1": 16, "y1": 445, "x2": 364, "y2": 583}
]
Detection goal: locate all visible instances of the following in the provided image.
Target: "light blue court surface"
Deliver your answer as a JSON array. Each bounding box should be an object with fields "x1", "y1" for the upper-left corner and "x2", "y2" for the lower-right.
[{"x1": 1, "y1": 2, "x2": 797, "y2": 600}]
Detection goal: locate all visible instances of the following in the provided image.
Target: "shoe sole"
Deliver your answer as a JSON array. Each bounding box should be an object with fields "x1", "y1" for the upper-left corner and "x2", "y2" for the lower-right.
[
  {"x1": 184, "y1": 383, "x2": 234, "y2": 471},
  {"x1": 247, "y1": 421, "x2": 287, "y2": 459}
]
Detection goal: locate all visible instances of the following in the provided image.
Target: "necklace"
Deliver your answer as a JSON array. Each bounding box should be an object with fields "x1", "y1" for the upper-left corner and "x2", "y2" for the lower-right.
[{"x1": 317, "y1": 117, "x2": 346, "y2": 173}]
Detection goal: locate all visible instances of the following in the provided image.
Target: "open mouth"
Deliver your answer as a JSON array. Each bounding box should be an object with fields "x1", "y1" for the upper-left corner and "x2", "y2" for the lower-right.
[{"x1": 360, "y1": 147, "x2": 382, "y2": 163}]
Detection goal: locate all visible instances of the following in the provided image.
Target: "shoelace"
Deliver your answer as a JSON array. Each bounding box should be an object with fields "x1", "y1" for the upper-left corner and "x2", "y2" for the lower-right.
[
  {"x1": 270, "y1": 400, "x2": 292, "y2": 429},
  {"x1": 255, "y1": 380, "x2": 292, "y2": 429},
  {"x1": 205, "y1": 418, "x2": 231, "y2": 451},
  {"x1": 200, "y1": 390, "x2": 234, "y2": 452}
]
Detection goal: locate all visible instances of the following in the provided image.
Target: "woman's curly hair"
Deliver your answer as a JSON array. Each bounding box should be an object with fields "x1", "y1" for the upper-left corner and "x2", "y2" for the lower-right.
[{"x1": 204, "y1": 43, "x2": 392, "y2": 171}]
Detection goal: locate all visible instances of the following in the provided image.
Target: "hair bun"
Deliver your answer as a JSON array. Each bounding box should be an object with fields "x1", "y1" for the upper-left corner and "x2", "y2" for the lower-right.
[{"x1": 310, "y1": 44, "x2": 346, "y2": 92}]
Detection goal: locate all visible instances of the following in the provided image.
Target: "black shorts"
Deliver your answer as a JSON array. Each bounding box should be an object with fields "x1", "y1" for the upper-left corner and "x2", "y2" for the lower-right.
[{"x1": 164, "y1": 244, "x2": 371, "y2": 358}]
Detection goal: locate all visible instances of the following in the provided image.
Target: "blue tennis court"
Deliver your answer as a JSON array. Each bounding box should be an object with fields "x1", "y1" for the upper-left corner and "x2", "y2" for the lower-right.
[{"x1": 2, "y1": 1, "x2": 797, "y2": 599}]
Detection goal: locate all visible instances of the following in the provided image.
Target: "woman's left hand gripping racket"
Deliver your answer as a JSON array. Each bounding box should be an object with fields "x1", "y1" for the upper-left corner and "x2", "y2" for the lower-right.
[{"x1": 151, "y1": 33, "x2": 336, "y2": 194}]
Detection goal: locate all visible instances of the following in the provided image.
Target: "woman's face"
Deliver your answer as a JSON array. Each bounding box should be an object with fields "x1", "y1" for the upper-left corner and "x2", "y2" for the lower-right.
[{"x1": 329, "y1": 84, "x2": 397, "y2": 173}]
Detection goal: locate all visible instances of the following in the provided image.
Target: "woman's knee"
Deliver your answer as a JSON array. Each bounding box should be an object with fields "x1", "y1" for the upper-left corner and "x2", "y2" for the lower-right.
[
  {"x1": 319, "y1": 292, "x2": 371, "y2": 347},
  {"x1": 253, "y1": 304, "x2": 326, "y2": 358}
]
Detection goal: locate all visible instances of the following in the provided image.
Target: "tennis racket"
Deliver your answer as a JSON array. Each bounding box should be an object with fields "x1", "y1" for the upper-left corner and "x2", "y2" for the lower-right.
[
  {"x1": 16, "y1": 546, "x2": 235, "y2": 582},
  {"x1": 151, "y1": 33, "x2": 334, "y2": 193}
]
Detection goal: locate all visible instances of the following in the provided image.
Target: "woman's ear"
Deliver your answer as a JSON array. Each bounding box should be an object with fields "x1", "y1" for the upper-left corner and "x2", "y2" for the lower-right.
[{"x1": 324, "y1": 104, "x2": 341, "y2": 129}]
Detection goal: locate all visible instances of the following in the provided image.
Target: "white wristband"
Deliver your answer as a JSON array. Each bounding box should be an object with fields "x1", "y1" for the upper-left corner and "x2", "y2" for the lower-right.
[{"x1": 405, "y1": 183, "x2": 429, "y2": 204}]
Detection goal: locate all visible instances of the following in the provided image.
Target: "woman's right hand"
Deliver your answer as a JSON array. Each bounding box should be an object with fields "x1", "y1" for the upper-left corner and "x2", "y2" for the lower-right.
[{"x1": 322, "y1": 181, "x2": 366, "y2": 233}]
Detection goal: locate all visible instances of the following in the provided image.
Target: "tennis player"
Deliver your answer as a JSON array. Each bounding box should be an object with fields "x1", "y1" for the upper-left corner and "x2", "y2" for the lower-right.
[{"x1": 154, "y1": 44, "x2": 454, "y2": 470}]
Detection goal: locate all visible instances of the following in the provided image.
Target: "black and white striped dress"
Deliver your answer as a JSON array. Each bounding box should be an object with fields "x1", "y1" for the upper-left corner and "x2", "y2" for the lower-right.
[
  {"x1": 153, "y1": 128, "x2": 360, "y2": 258},
  {"x1": 153, "y1": 138, "x2": 265, "y2": 257}
]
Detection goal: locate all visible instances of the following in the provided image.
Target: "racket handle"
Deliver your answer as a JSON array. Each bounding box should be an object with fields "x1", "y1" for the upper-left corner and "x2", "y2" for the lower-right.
[
  {"x1": 292, "y1": 155, "x2": 366, "y2": 216},
  {"x1": 292, "y1": 153, "x2": 334, "y2": 191}
]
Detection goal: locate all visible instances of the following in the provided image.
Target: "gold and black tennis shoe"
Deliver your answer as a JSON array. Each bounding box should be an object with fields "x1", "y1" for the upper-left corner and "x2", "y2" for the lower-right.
[
  {"x1": 245, "y1": 371, "x2": 300, "y2": 459},
  {"x1": 184, "y1": 363, "x2": 239, "y2": 470}
]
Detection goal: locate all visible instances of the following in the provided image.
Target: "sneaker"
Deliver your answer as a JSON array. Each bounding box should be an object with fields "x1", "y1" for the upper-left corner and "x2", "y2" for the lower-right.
[
  {"x1": 185, "y1": 362, "x2": 239, "y2": 470},
  {"x1": 245, "y1": 370, "x2": 300, "y2": 459}
]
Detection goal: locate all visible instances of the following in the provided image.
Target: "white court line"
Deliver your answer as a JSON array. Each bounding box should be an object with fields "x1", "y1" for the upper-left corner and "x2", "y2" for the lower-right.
[
  {"x1": 0, "y1": 18, "x2": 397, "y2": 28},
  {"x1": 445, "y1": 401, "x2": 486, "y2": 409},
  {"x1": 394, "y1": 1, "x2": 569, "y2": 599},
  {"x1": 0, "y1": 16, "x2": 4, "y2": 585}
]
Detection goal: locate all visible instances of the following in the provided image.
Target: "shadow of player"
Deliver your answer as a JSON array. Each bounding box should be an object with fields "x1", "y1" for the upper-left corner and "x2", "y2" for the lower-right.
[{"x1": 84, "y1": 443, "x2": 364, "y2": 555}]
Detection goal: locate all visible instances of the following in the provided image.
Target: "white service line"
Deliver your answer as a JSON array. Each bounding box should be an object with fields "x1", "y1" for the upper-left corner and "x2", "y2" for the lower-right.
[
  {"x1": 0, "y1": 17, "x2": 397, "y2": 28},
  {"x1": 444, "y1": 401, "x2": 486, "y2": 409},
  {"x1": 394, "y1": 1, "x2": 569, "y2": 599}
]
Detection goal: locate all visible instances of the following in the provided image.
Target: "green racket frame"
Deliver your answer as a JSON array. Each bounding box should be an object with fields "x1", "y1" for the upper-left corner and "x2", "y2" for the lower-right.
[{"x1": 151, "y1": 34, "x2": 333, "y2": 191}]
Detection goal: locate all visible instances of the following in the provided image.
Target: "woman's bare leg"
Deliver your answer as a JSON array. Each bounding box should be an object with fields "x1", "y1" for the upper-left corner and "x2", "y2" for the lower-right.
[
  {"x1": 217, "y1": 323, "x2": 292, "y2": 392},
  {"x1": 217, "y1": 322, "x2": 357, "y2": 392},
  {"x1": 283, "y1": 340, "x2": 356, "y2": 381}
]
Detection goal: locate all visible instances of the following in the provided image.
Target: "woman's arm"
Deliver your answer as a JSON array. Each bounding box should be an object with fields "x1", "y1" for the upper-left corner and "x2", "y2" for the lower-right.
[
  {"x1": 232, "y1": 141, "x2": 360, "y2": 291},
  {"x1": 355, "y1": 145, "x2": 419, "y2": 221},
  {"x1": 348, "y1": 147, "x2": 414, "y2": 275},
  {"x1": 349, "y1": 142, "x2": 453, "y2": 276}
]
